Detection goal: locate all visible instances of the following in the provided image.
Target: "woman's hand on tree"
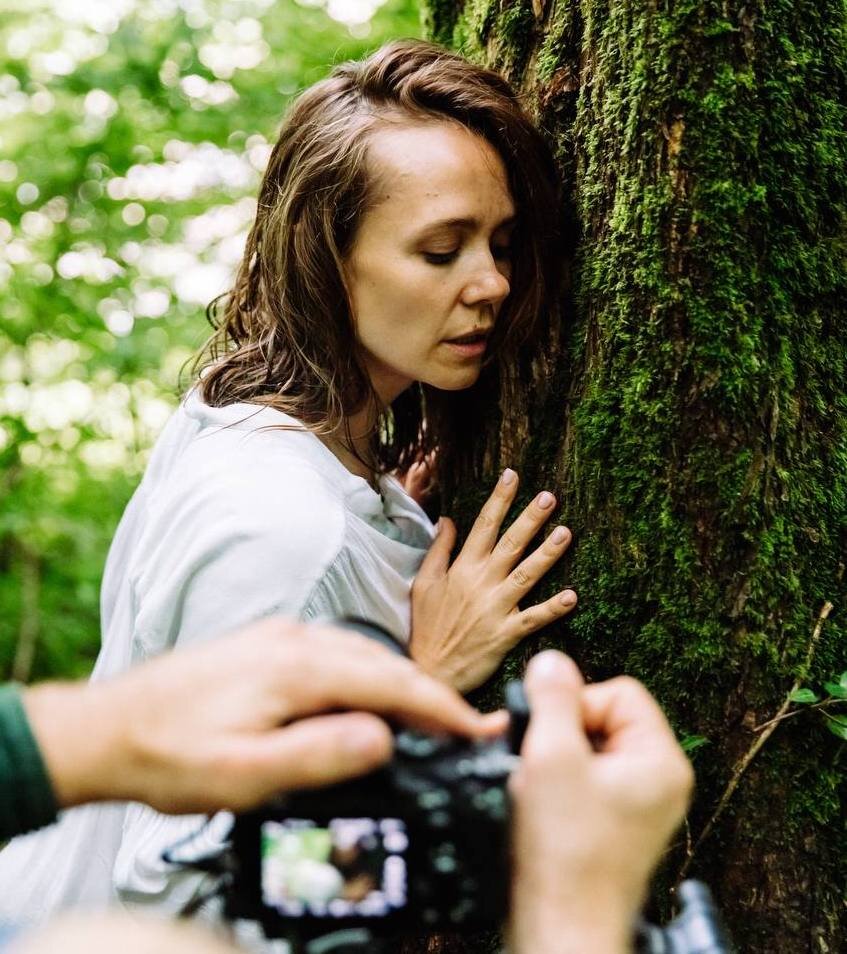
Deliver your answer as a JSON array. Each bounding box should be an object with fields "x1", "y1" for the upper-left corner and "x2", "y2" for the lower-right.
[
  {"x1": 410, "y1": 469, "x2": 577, "y2": 693},
  {"x1": 397, "y1": 449, "x2": 437, "y2": 507}
]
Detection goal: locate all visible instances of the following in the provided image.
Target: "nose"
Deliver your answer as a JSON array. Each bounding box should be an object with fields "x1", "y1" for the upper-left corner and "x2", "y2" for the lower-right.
[{"x1": 460, "y1": 254, "x2": 511, "y2": 310}]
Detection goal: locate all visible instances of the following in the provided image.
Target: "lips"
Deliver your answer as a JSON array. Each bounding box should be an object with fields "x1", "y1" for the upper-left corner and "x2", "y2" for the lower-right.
[{"x1": 444, "y1": 328, "x2": 492, "y2": 345}]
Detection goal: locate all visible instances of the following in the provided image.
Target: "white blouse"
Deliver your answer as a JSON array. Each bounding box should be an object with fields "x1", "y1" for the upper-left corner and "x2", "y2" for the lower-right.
[{"x1": 0, "y1": 391, "x2": 435, "y2": 928}]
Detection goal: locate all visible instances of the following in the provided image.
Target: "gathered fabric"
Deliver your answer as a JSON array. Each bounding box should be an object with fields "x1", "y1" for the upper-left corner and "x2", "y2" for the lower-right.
[{"x1": 0, "y1": 390, "x2": 434, "y2": 930}]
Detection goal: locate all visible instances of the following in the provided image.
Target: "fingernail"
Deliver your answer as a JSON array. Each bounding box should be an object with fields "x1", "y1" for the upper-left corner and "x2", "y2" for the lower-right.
[
  {"x1": 537, "y1": 491, "x2": 555, "y2": 509},
  {"x1": 501, "y1": 468, "x2": 517, "y2": 486},
  {"x1": 528, "y1": 650, "x2": 568, "y2": 681},
  {"x1": 550, "y1": 526, "x2": 568, "y2": 545},
  {"x1": 527, "y1": 650, "x2": 583, "y2": 689},
  {"x1": 559, "y1": 589, "x2": 577, "y2": 606}
]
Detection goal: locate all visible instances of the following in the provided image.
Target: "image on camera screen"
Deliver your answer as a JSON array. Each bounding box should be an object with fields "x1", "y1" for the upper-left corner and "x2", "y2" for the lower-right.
[{"x1": 260, "y1": 817, "x2": 408, "y2": 919}]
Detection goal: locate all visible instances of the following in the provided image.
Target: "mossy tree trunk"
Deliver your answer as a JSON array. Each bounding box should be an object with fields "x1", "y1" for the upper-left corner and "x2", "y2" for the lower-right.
[{"x1": 422, "y1": 2, "x2": 847, "y2": 951}]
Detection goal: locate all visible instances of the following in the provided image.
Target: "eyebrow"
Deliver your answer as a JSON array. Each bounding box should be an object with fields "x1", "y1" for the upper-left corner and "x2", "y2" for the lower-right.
[{"x1": 415, "y1": 214, "x2": 517, "y2": 236}]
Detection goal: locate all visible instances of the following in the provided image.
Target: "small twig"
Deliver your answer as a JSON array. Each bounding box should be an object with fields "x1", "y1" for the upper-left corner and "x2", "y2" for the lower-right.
[
  {"x1": 677, "y1": 600, "x2": 833, "y2": 883},
  {"x1": 753, "y1": 698, "x2": 838, "y2": 733}
]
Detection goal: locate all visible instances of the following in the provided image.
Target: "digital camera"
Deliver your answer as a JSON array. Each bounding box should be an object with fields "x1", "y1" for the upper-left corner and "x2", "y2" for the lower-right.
[
  {"x1": 224, "y1": 688, "x2": 525, "y2": 943},
  {"x1": 173, "y1": 620, "x2": 732, "y2": 953}
]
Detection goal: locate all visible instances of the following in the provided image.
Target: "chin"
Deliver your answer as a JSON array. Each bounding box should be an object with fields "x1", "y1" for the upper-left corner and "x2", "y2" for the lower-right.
[{"x1": 429, "y1": 369, "x2": 483, "y2": 391}]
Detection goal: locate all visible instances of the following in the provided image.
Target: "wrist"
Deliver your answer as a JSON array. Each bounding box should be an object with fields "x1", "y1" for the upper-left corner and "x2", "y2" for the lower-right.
[
  {"x1": 508, "y1": 914, "x2": 632, "y2": 954},
  {"x1": 509, "y1": 885, "x2": 635, "y2": 954},
  {"x1": 22, "y1": 681, "x2": 128, "y2": 807}
]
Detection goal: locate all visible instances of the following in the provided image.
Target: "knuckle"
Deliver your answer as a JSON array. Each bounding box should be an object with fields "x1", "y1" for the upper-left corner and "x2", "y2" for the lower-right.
[
  {"x1": 499, "y1": 532, "x2": 523, "y2": 555},
  {"x1": 511, "y1": 566, "x2": 532, "y2": 588},
  {"x1": 475, "y1": 509, "x2": 497, "y2": 530},
  {"x1": 610, "y1": 674, "x2": 647, "y2": 700},
  {"x1": 519, "y1": 609, "x2": 539, "y2": 632}
]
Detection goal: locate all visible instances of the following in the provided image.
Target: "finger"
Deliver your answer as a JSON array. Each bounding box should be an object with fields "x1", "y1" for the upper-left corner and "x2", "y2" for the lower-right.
[
  {"x1": 581, "y1": 678, "x2": 695, "y2": 811},
  {"x1": 521, "y1": 651, "x2": 590, "y2": 760},
  {"x1": 580, "y1": 676, "x2": 680, "y2": 753},
  {"x1": 461, "y1": 468, "x2": 519, "y2": 560},
  {"x1": 282, "y1": 641, "x2": 501, "y2": 739},
  {"x1": 504, "y1": 588, "x2": 578, "y2": 643},
  {"x1": 497, "y1": 525, "x2": 572, "y2": 604},
  {"x1": 488, "y1": 491, "x2": 559, "y2": 572},
  {"x1": 235, "y1": 712, "x2": 394, "y2": 801},
  {"x1": 414, "y1": 516, "x2": 456, "y2": 581}
]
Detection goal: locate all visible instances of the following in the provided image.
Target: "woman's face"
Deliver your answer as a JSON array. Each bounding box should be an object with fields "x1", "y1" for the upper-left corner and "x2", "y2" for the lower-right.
[{"x1": 344, "y1": 121, "x2": 516, "y2": 405}]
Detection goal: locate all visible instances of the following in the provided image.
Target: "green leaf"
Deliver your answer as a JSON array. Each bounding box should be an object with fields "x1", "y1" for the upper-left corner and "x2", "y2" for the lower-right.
[
  {"x1": 680, "y1": 734, "x2": 710, "y2": 753},
  {"x1": 824, "y1": 714, "x2": 847, "y2": 741},
  {"x1": 823, "y1": 681, "x2": 847, "y2": 700},
  {"x1": 789, "y1": 688, "x2": 819, "y2": 704},
  {"x1": 839, "y1": 671, "x2": 847, "y2": 690}
]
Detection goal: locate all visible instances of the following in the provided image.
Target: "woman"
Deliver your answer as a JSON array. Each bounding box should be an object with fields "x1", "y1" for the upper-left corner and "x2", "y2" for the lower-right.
[{"x1": 0, "y1": 39, "x2": 576, "y2": 925}]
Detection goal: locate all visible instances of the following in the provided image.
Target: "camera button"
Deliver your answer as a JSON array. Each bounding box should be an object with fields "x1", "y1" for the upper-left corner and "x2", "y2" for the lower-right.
[
  {"x1": 396, "y1": 731, "x2": 448, "y2": 758},
  {"x1": 417, "y1": 789, "x2": 450, "y2": 809}
]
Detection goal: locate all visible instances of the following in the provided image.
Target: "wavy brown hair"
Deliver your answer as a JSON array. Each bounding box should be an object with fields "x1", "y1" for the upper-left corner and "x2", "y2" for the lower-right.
[{"x1": 196, "y1": 39, "x2": 559, "y2": 492}]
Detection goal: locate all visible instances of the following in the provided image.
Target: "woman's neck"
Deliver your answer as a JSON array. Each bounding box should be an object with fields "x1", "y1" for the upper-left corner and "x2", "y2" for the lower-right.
[{"x1": 320, "y1": 405, "x2": 380, "y2": 487}]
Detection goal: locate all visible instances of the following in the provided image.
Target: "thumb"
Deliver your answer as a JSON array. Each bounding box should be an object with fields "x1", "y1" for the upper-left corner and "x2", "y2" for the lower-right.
[
  {"x1": 235, "y1": 712, "x2": 393, "y2": 805},
  {"x1": 416, "y1": 516, "x2": 457, "y2": 582},
  {"x1": 521, "y1": 651, "x2": 590, "y2": 760}
]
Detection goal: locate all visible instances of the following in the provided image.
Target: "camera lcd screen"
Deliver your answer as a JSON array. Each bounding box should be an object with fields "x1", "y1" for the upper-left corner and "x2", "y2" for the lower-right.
[{"x1": 260, "y1": 817, "x2": 408, "y2": 919}]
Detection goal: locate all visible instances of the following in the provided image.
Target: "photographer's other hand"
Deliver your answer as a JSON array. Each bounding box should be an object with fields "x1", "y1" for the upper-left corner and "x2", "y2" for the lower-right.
[
  {"x1": 22, "y1": 618, "x2": 506, "y2": 815},
  {"x1": 410, "y1": 469, "x2": 577, "y2": 692},
  {"x1": 509, "y1": 652, "x2": 694, "y2": 954}
]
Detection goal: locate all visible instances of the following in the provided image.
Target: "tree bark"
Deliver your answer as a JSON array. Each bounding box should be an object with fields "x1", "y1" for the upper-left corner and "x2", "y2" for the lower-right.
[{"x1": 422, "y1": 2, "x2": 847, "y2": 951}]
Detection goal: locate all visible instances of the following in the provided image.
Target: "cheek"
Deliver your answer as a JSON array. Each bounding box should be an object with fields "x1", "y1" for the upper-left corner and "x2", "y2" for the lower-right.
[{"x1": 358, "y1": 268, "x2": 445, "y2": 333}]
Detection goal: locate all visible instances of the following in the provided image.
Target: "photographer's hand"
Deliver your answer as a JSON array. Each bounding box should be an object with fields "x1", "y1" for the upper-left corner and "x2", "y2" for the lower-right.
[
  {"x1": 410, "y1": 469, "x2": 577, "y2": 692},
  {"x1": 22, "y1": 618, "x2": 505, "y2": 815},
  {"x1": 509, "y1": 652, "x2": 694, "y2": 954}
]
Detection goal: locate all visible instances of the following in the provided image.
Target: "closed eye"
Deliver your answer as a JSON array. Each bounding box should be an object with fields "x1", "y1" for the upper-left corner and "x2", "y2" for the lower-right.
[{"x1": 423, "y1": 250, "x2": 459, "y2": 266}]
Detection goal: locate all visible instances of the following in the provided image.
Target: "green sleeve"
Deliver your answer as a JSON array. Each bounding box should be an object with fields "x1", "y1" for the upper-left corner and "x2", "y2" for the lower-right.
[{"x1": 0, "y1": 684, "x2": 59, "y2": 841}]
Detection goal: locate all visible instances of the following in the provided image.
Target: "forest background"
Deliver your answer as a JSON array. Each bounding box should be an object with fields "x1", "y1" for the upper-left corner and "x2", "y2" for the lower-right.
[
  {"x1": 2, "y1": 1, "x2": 845, "y2": 950},
  {"x1": 0, "y1": 0, "x2": 423, "y2": 681}
]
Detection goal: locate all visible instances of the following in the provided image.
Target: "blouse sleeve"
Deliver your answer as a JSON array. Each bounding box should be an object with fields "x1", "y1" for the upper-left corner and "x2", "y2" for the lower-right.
[
  {"x1": 111, "y1": 431, "x2": 346, "y2": 921},
  {"x1": 127, "y1": 433, "x2": 346, "y2": 659}
]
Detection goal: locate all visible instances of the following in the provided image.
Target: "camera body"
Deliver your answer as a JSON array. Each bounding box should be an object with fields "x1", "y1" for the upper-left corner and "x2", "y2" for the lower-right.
[{"x1": 225, "y1": 727, "x2": 516, "y2": 939}]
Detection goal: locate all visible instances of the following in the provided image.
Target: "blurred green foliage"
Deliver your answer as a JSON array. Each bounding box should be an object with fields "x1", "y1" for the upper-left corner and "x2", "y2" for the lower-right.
[{"x1": 0, "y1": 0, "x2": 421, "y2": 682}]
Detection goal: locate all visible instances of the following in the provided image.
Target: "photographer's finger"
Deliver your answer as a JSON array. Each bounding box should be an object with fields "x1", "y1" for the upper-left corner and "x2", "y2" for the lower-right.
[
  {"x1": 488, "y1": 493, "x2": 560, "y2": 573},
  {"x1": 249, "y1": 712, "x2": 394, "y2": 796},
  {"x1": 581, "y1": 677, "x2": 680, "y2": 752},
  {"x1": 582, "y1": 679, "x2": 694, "y2": 817},
  {"x1": 461, "y1": 469, "x2": 519, "y2": 559},
  {"x1": 366, "y1": 669, "x2": 508, "y2": 737},
  {"x1": 521, "y1": 651, "x2": 590, "y2": 760},
  {"x1": 306, "y1": 652, "x2": 505, "y2": 738},
  {"x1": 415, "y1": 516, "x2": 456, "y2": 582}
]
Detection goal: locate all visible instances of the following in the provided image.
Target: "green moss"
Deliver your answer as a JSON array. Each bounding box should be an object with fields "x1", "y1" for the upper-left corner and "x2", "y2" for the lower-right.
[
  {"x1": 421, "y1": 0, "x2": 463, "y2": 46},
  {"x1": 428, "y1": 0, "x2": 538, "y2": 82},
  {"x1": 421, "y1": 0, "x2": 847, "y2": 946}
]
